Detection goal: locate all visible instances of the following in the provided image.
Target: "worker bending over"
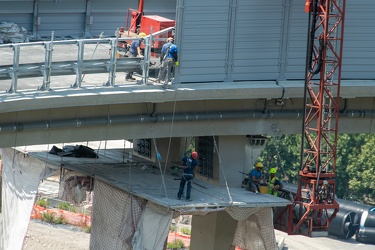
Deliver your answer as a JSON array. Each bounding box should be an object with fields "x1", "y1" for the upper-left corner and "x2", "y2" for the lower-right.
[
  {"x1": 246, "y1": 162, "x2": 265, "y2": 194},
  {"x1": 267, "y1": 167, "x2": 284, "y2": 196},
  {"x1": 125, "y1": 32, "x2": 146, "y2": 81}
]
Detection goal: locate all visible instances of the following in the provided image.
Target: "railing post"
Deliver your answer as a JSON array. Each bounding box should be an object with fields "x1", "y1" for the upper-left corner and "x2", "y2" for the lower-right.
[
  {"x1": 72, "y1": 40, "x2": 85, "y2": 88},
  {"x1": 105, "y1": 33, "x2": 118, "y2": 87},
  {"x1": 39, "y1": 31, "x2": 54, "y2": 91},
  {"x1": 8, "y1": 44, "x2": 20, "y2": 93},
  {"x1": 142, "y1": 30, "x2": 152, "y2": 85}
]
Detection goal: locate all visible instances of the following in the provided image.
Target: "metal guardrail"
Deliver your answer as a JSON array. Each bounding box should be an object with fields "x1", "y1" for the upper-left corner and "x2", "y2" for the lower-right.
[{"x1": 0, "y1": 27, "x2": 174, "y2": 93}]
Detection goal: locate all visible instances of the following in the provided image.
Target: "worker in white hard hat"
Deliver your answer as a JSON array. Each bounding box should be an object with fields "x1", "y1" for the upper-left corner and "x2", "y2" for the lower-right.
[
  {"x1": 246, "y1": 162, "x2": 265, "y2": 194},
  {"x1": 157, "y1": 37, "x2": 178, "y2": 88},
  {"x1": 125, "y1": 32, "x2": 146, "y2": 81}
]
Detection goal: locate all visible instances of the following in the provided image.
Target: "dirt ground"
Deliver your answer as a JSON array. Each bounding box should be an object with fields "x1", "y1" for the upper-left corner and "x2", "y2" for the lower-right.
[
  {"x1": 23, "y1": 219, "x2": 190, "y2": 250},
  {"x1": 23, "y1": 219, "x2": 90, "y2": 250}
]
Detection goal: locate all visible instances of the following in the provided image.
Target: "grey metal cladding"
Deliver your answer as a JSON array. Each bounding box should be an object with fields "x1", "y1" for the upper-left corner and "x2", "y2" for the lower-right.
[
  {"x1": 2, "y1": 0, "x2": 375, "y2": 82},
  {"x1": 284, "y1": 0, "x2": 308, "y2": 80},
  {"x1": 177, "y1": 0, "x2": 230, "y2": 83},
  {"x1": 0, "y1": 1, "x2": 35, "y2": 32},
  {"x1": 230, "y1": 0, "x2": 283, "y2": 81},
  {"x1": 341, "y1": 1, "x2": 375, "y2": 80}
]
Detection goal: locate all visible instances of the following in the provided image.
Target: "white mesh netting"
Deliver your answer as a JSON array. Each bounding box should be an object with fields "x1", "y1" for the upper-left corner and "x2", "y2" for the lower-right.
[
  {"x1": 232, "y1": 207, "x2": 276, "y2": 250},
  {"x1": 90, "y1": 180, "x2": 173, "y2": 250},
  {"x1": 0, "y1": 148, "x2": 57, "y2": 250}
]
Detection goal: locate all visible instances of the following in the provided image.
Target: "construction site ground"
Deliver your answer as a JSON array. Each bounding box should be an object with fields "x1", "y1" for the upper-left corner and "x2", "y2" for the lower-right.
[
  {"x1": 20, "y1": 165, "x2": 375, "y2": 250},
  {"x1": 22, "y1": 219, "x2": 375, "y2": 250}
]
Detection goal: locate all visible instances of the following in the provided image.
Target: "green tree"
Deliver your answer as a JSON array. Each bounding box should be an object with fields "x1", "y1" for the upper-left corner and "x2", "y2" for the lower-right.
[
  {"x1": 260, "y1": 133, "x2": 375, "y2": 205},
  {"x1": 259, "y1": 134, "x2": 301, "y2": 184}
]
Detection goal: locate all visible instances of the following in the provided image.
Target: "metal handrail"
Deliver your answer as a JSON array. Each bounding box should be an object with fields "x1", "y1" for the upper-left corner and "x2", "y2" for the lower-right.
[{"x1": 0, "y1": 27, "x2": 175, "y2": 93}]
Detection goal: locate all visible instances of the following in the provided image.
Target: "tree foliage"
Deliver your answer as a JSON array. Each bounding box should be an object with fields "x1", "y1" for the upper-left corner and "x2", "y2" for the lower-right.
[{"x1": 259, "y1": 133, "x2": 375, "y2": 205}]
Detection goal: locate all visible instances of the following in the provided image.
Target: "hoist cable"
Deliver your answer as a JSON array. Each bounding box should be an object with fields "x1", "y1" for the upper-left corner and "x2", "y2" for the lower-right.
[
  {"x1": 203, "y1": 101, "x2": 233, "y2": 205},
  {"x1": 154, "y1": 90, "x2": 178, "y2": 198}
]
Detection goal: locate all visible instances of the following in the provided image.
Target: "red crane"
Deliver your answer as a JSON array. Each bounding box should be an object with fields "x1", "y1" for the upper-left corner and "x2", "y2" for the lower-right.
[{"x1": 276, "y1": 0, "x2": 346, "y2": 236}]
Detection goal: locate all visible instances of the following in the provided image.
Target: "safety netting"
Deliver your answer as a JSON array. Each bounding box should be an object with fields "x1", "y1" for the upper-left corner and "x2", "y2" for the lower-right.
[
  {"x1": 90, "y1": 180, "x2": 174, "y2": 250},
  {"x1": 91, "y1": 180, "x2": 276, "y2": 250},
  {"x1": 0, "y1": 148, "x2": 57, "y2": 250},
  {"x1": 0, "y1": 146, "x2": 276, "y2": 250},
  {"x1": 230, "y1": 207, "x2": 276, "y2": 250}
]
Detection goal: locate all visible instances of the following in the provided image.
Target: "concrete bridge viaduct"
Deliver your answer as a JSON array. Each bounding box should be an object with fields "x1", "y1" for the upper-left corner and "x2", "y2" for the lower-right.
[{"x1": 2, "y1": 0, "x2": 375, "y2": 248}]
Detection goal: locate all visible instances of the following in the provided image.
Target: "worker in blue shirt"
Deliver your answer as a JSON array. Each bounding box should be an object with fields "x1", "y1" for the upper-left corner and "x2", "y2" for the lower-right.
[
  {"x1": 177, "y1": 151, "x2": 198, "y2": 201},
  {"x1": 125, "y1": 32, "x2": 146, "y2": 81},
  {"x1": 246, "y1": 162, "x2": 265, "y2": 193},
  {"x1": 157, "y1": 37, "x2": 178, "y2": 88}
]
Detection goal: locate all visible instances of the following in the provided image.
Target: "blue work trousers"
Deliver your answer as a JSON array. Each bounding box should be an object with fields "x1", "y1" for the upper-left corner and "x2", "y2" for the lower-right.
[{"x1": 177, "y1": 174, "x2": 194, "y2": 200}]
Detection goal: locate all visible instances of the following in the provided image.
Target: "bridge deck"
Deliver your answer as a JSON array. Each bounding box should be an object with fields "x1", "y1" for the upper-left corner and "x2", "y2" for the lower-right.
[{"x1": 22, "y1": 141, "x2": 290, "y2": 211}]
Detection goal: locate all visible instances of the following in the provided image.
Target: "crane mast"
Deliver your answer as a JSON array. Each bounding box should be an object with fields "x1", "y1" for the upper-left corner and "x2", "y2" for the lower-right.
[
  {"x1": 272, "y1": 0, "x2": 347, "y2": 236},
  {"x1": 291, "y1": 0, "x2": 346, "y2": 236}
]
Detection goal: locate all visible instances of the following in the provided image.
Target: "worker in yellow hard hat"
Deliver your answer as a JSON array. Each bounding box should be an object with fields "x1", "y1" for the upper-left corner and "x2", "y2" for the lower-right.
[
  {"x1": 267, "y1": 167, "x2": 284, "y2": 196},
  {"x1": 246, "y1": 162, "x2": 265, "y2": 194},
  {"x1": 125, "y1": 32, "x2": 146, "y2": 81}
]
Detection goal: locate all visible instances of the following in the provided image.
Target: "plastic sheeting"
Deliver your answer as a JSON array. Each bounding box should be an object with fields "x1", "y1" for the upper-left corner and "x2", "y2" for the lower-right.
[
  {"x1": 132, "y1": 202, "x2": 173, "y2": 250},
  {"x1": 0, "y1": 148, "x2": 58, "y2": 250}
]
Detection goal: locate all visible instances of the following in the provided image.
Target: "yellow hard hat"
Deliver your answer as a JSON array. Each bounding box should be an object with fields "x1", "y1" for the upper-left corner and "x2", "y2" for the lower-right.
[
  {"x1": 139, "y1": 32, "x2": 146, "y2": 38},
  {"x1": 269, "y1": 168, "x2": 277, "y2": 174},
  {"x1": 167, "y1": 37, "x2": 174, "y2": 42},
  {"x1": 255, "y1": 162, "x2": 263, "y2": 168}
]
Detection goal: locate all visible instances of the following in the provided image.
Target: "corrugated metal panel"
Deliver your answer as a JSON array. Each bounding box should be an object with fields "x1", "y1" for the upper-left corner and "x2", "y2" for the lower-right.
[
  {"x1": 2, "y1": 0, "x2": 375, "y2": 81},
  {"x1": 284, "y1": 1, "x2": 308, "y2": 80},
  {"x1": 0, "y1": 0, "x2": 176, "y2": 38},
  {"x1": 342, "y1": 0, "x2": 375, "y2": 79},
  {"x1": 231, "y1": 0, "x2": 283, "y2": 81},
  {"x1": 176, "y1": 0, "x2": 230, "y2": 83},
  {"x1": 0, "y1": 1, "x2": 34, "y2": 32},
  {"x1": 285, "y1": 0, "x2": 375, "y2": 81},
  {"x1": 90, "y1": 0, "x2": 176, "y2": 37}
]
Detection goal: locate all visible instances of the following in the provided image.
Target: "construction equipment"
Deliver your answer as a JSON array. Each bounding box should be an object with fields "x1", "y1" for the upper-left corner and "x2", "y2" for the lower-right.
[
  {"x1": 119, "y1": 0, "x2": 175, "y2": 55},
  {"x1": 275, "y1": 0, "x2": 346, "y2": 237}
]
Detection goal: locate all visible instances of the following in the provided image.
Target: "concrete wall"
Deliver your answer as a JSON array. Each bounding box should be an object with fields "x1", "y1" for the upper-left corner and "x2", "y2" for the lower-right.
[{"x1": 190, "y1": 211, "x2": 237, "y2": 250}]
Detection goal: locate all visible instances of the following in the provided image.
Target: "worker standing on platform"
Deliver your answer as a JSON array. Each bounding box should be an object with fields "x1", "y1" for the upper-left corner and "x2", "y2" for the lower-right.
[
  {"x1": 267, "y1": 167, "x2": 283, "y2": 196},
  {"x1": 177, "y1": 151, "x2": 198, "y2": 201},
  {"x1": 246, "y1": 162, "x2": 265, "y2": 194},
  {"x1": 125, "y1": 32, "x2": 146, "y2": 81},
  {"x1": 157, "y1": 37, "x2": 178, "y2": 88}
]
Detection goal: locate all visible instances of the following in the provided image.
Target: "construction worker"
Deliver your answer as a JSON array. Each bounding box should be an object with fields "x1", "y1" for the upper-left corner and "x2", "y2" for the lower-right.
[
  {"x1": 157, "y1": 37, "x2": 178, "y2": 88},
  {"x1": 125, "y1": 32, "x2": 146, "y2": 81},
  {"x1": 246, "y1": 162, "x2": 265, "y2": 194},
  {"x1": 267, "y1": 167, "x2": 284, "y2": 196},
  {"x1": 177, "y1": 151, "x2": 198, "y2": 201}
]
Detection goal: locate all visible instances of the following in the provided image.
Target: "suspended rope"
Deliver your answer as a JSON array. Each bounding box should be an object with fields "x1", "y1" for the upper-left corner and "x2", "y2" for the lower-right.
[
  {"x1": 11, "y1": 111, "x2": 20, "y2": 173},
  {"x1": 369, "y1": 97, "x2": 375, "y2": 134},
  {"x1": 160, "y1": 90, "x2": 179, "y2": 177},
  {"x1": 268, "y1": 122, "x2": 294, "y2": 201},
  {"x1": 203, "y1": 100, "x2": 233, "y2": 205},
  {"x1": 145, "y1": 89, "x2": 179, "y2": 198}
]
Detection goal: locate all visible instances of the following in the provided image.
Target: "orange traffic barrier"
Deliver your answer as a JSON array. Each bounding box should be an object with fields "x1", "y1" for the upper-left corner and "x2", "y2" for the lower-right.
[
  {"x1": 31, "y1": 205, "x2": 46, "y2": 219},
  {"x1": 31, "y1": 205, "x2": 91, "y2": 227}
]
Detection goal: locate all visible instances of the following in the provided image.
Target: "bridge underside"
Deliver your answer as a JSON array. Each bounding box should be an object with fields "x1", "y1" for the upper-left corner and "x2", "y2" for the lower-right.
[{"x1": 0, "y1": 79, "x2": 375, "y2": 148}]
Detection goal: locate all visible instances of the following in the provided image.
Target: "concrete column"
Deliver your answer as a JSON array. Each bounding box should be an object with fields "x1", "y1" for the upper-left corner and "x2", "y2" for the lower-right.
[
  {"x1": 155, "y1": 137, "x2": 185, "y2": 164},
  {"x1": 190, "y1": 211, "x2": 237, "y2": 250},
  {"x1": 216, "y1": 135, "x2": 267, "y2": 187}
]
